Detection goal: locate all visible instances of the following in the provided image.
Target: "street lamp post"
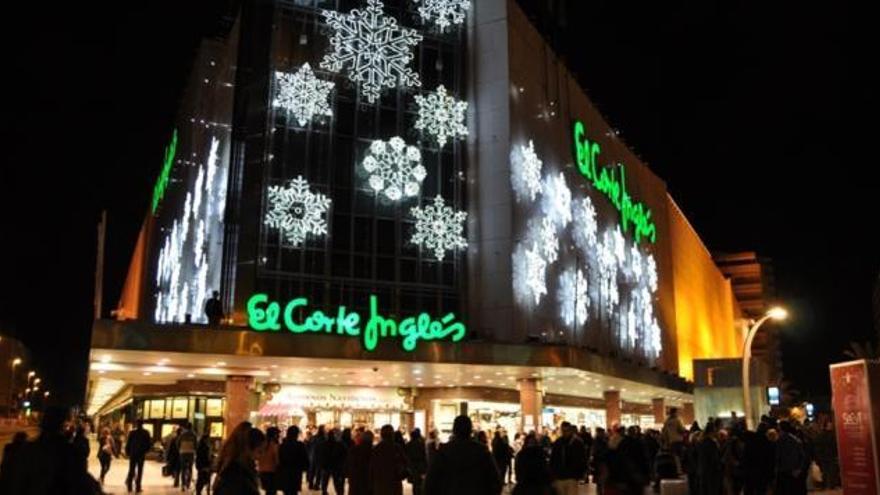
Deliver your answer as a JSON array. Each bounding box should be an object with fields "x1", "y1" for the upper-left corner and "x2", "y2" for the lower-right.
[
  {"x1": 9, "y1": 358, "x2": 22, "y2": 418},
  {"x1": 742, "y1": 307, "x2": 787, "y2": 430}
]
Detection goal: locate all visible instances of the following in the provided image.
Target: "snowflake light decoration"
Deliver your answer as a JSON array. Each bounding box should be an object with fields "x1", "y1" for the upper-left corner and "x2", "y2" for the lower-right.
[
  {"x1": 510, "y1": 140, "x2": 543, "y2": 202},
  {"x1": 362, "y1": 137, "x2": 426, "y2": 201},
  {"x1": 413, "y1": 0, "x2": 470, "y2": 31},
  {"x1": 410, "y1": 195, "x2": 467, "y2": 261},
  {"x1": 524, "y1": 243, "x2": 548, "y2": 305},
  {"x1": 629, "y1": 245, "x2": 644, "y2": 282},
  {"x1": 273, "y1": 64, "x2": 335, "y2": 127},
  {"x1": 558, "y1": 267, "x2": 589, "y2": 327},
  {"x1": 321, "y1": 0, "x2": 422, "y2": 104},
  {"x1": 414, "y1": 85, "x2": 468, "y2": 147},
  {"x1": 542, "y1": 171, "x2": 572, "y2": 227},
  {"x1": 572, "y1": 196, "x2": 598, "y2": 253},
  {"x1": 265, "y1": 176, "x2": 332, "y2": 247},
  {"x1": 612, "y1": 226, "x2": 627, "y2": 267},
  {"x1": 644, "y1": 253, "x2": 658, "y2": 293},
  {"x1": 598, "y1": 229, "x2": 620, "y2": 314},
  {"x1": 530, "y1": 216, "x2": 559, "y2": 263}
]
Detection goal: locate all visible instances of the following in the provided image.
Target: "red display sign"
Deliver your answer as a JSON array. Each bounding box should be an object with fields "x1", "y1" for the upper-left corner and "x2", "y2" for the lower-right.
[{"x1": 830, "y1": 360, "x2": 880, "y2": 494}]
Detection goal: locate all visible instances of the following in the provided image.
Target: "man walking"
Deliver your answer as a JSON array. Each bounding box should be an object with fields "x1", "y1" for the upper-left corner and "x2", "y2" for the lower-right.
[
  {"x1": 125, "y1": 420, "x2": 153, "y2": 493},
  {"x1": 177, "y1": 422, "x2": 198, "y2": 491},
  {"x1": 425, "y1": 416, "x2": 502, "y2": 495},
  {"x1": 549, "y1": 422, "x2": 588, "y2": 495}
]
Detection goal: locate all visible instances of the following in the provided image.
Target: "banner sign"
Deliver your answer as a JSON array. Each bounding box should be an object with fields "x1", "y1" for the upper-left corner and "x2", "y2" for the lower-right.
[{"x1": 830, "y1": 360, "x2": 880, "y2": 494}]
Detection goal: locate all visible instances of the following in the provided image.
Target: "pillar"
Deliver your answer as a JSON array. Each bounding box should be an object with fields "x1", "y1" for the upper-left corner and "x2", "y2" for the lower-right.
[
  {"x1": 681, "y1": 402, "x2": 695, "y2": 427},
  {"x1": 224, "y1": 375, "x2": 254, "y2": 439},
  {"x1": 518, "y1": 378, "x2": 543, "y2": 433},
  {"x1": 652, "y1": 398, "x2": 666, "y2": 426},
  {"x1": 604, "y1": 390, "x2": 621, "y2": 430}
]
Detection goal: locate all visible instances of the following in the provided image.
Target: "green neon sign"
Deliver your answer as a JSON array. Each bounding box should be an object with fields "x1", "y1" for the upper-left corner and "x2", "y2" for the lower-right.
[
  {"x1": 246, "y1": 293, "x2": 467, "y2": 352},
  {"x1": 151, "y1": 129, "x2": 179, "y2": 214},
  {"x1": 572, "y1": 121, "x2": 657, "y2": 244}
]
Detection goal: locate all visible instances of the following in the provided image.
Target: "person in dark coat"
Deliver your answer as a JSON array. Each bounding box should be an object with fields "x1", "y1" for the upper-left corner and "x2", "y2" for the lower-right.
[
  {"x1": 195, "y1": 431, "x2": 213, "y2": 495},
  {"x1": 425, "y1": 415, "x2": 502, "y2": 495},
  {"x1": 743, "y1": 423, "x2": 775, "y2": 495},
  {"x1": 684, "y1": 431, "x2": 702, "y2": 495},
  {"x1": 406, "y1": 428, "x2": 429, "y2": 495},
  {"x1": 71, "y1": 425, "x2": 90, "y2": 473},
  {"x1": 346, "y1": 430, "x2": 374, "y2": 495},
  {"x1": 590, "y1": 427, "x2": 610, "y2": 492},
  {"x1": 513, "y1": 432, "x2": 553, "y2": 495},
  {"x1": 426, "y1": 430, "x2": 440, "y2": 468},
  {"x1": 125, "y1": 419, "x2": 153, "y2": 493},
  {"x1": 166, "y1": 427, "x2": 181, "y2": 487},
  {"x1": 549, "y1": 422, "x2": 588, "y2": 495},
  {"x1": 697, "y1": 423, "x2": 723, "y2": 495},
  {"x1": 317, "y1": 428, "x2": 347, "y2": 495},
  {"x1": 491, "y1": 430, "x2": 514, "y2": 485},
  {"x1": 307, "y1": 426, "x2": 326, "y2": 490},
  {"x1": 205, "y1": 290, "x2": 224, "y2": 326},
  {"x1": 370, "y1": 424, "x2": 409, "y2": 495},
  {"x1": 278, "y1": 426, "x2": 309, "y2": 495},
  {"x1": 775, "y1": 420, "x2": 807, "y2": 495},
  {"x1": 213, "y1": 423, "x2": 264, "y2": 495}
]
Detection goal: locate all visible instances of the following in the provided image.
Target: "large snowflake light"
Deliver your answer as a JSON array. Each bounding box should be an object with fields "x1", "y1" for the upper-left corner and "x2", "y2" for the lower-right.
[
  {"x1": 558, "y1": 267, "x2": 589, "y2": 327},
  {"x1": 598, "y1": 229, "x2": 620, "y2": 314},
  {"x1": 514, "y1": 242, "x2": 548, "y2": 306},
  {"x1": 524, "y1": 243, "x2": 548, "y2": 305},
  {"x1": 542, "y1": 171, "x2": 573, "y2": 227},
  {"x1": 413, "y1": 0, "x2": 470, "y2": 31},
  {"x1": 511, "y1": 140, "x2": 543, "y2": 202},
  {"x1": 362, "y1": 137, "x2": 426, "y2": 201},
  {"x1": 273, "y1": 64, "x2": 335, "y2": 127},
  {"x1": 410, "y1": 195, "x2": 467, "y2": 261},
  {"x1": 572, "y1": 196, "x2": 598, "y2": 253},
  {"x1": 414, "y1": 85, "x2": 468, "y2": 147},
  {"x1": 321, "y1": 0, "x2": 422, "y2": 104},
  {"x1": 265, "y1": 176, "x2": 332, "y2": 247}
]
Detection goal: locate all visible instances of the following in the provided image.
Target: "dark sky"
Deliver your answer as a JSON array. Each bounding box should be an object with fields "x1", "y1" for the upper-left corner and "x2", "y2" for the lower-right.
[{"x1": 1, "y1": 0, "x2": 876, "y2": 406}]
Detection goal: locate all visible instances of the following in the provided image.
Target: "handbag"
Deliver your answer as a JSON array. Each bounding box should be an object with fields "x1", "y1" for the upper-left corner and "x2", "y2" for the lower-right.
[{"x1": 809, "y1": 461, "x2": 823, "y2": 484}]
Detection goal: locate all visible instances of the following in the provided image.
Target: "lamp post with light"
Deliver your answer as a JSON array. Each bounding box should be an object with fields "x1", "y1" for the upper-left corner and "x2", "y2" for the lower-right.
[
  {"x1": 742, "y1": 307, "x2": 788, "y2": 430},
  {"x1": 9, "y1": 358, "x2": 22, "y2": 418}
]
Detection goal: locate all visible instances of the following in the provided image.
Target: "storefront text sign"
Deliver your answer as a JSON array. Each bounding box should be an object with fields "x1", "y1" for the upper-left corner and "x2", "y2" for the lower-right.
[
  {"x1": 246, "y1": 293, "x2": 467, "y2": 351},
  {"x1": 572, "y1": 120, "x2": 657, "y2": 244},
  {"x1": 830, "y1": 360, "x2": 880, "y2": 494},
  {"x1": 267, "y1": 385, "x2": 407, "y2": 411}
]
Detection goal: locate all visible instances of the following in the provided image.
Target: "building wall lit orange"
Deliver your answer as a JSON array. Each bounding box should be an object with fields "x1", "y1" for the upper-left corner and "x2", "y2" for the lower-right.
[{"x1": 667, "y1": 196, "x2": 742, "y2": 380}]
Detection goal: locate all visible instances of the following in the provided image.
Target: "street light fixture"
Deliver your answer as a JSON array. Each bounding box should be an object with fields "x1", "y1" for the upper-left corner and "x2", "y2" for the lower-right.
[
  {"x1": 742, "y1": 306, "x2": 788, "y2": 430},
  {"x1": 9, "y1": 358, "x2": 22, "y2": 418}
]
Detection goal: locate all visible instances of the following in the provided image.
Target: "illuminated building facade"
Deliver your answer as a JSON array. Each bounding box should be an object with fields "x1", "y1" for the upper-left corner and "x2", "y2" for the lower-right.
[{"x1": 90, "y1": 0, "x2": 750, "y2": 439}]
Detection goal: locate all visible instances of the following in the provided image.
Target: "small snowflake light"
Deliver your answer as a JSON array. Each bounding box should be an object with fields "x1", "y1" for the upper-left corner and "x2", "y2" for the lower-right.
[
  {"x1": 321, "y1": 0, "x2": 423, "y2": 104},
  {"x1": 273, "y1": 64, "x2": 335, "y2": 127},
  {"x1": 629, "y1": 244, "x2": 644, "y2": 282},
  {"x1": 413, "y1": 0, "x2": 470, "y2": 31},
  {"x1": 414, "y1": 85, "x2": 468, "y2": 147},
  {"x1": 511, "y1": 140, "x2": 543, "y2": 202},
  {"x1": 612, "y1": 226, "x2": 627, "y2": 267},
  {"x1": 644, "y1": 253, "x2": 658, "y2": 293},
  {"x1": 524, "y1": 243, "x2": 548, "y2": 305},
  {"x1": 265, "y1": 176, "x2": 332, "y2": 247},
  {"x1": 410, "y1": 195, "x2": 467, "y2": 261},
  {"x1": 573, "y1": 196, "x2": 598, "y2": 253},
  {"x1": 538, "y1": 217, "x2": 559, "y2": 263},
  {"x1": 558, "y1": 267, "x2": 589, "y2": 327},
  {"x1": 543, "y1": 171, "x2": 572, "y2": 227},
  {"x1": 362, "y1": 137, "x2": 426, "y2": 201}
]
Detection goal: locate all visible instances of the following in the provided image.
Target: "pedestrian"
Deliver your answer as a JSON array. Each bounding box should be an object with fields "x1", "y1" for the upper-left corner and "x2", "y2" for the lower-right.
[
  {"x1": 775, "y1": 420, "x2": 807, "y2": 495},
  {"x1": 97, "y1": 427, "x2": 115, "y2": 485},
  {"x1": 743, "y1": 421, "x2": 775, "y2": 495},
  {"x1": 721, "y1": 422, "x2": 745, "y2": 495},
  {"x1": 0, "y1": 431, "x2": 28, "y2": 491},
  {"x1": 513, "y1": 432, "x2": 553, "y2": 495},
  {"x1": 615, "y1": 425, "x2": 650, "y2": 493},
  {"x1": 205, "y1": 290, "x2": 224, "y2": 326},
  {"x1": 258, "y1": 426, "x2": 281, "y2": 495},
  {"x1": 696, "y1": 422, "x2": 723, "y2": 495},
  {"x1": 307, "y1": 426, "x2": 326, "y2": 490},
  {"x1": 278, "y1": 426, "x2": 309, "y2": 495},
  {"x1": 425, "y1": 415, "x2": 502, "y2": 495},
  {"x1": 195, "y1": 431, "x2": 213, "y2": 495},
  {"x1": 426, "y1": 429, "x2": 440, "y2": 468},
  {"x1": 590, "y1": 427, "x2": 610, "y2": 492},
  {"x1": 406, "y1": 428, "x2": 429, "y2": 495},
  {"x1": 125, "y1": 419, "x2": 153, "y2": 493},
  {"x1": 548, "y1": 422, "x2": 588, "y2": 495},
  {"x1": 71, "y1": 424, "x2": 90, "y2": 473},
  {"x1": 177, "y1": 421, "x2": 199, "y2": 491},
  {"x1": 661, "y1": 407, "x2": 688, "y2": 464},
  {"x1": 213, "y1": 422, "x2": 264, "y2": 495},
  {"x1": 684, "y1": 431, "x2": 702, "y2": 495},
  {"x1": 370, "y1": 424, "x2": 409, "y2": 495},
  {"x1": 166, "y1": 426, "x2": 181, "y2": 487},
  {"x1": 346, "y1": 430, "x2": 373, "y2": 495},
  {"x1": 317, "y1": 428, "x2": 346, "y2": 495},
  {"x1": 491, "y1": 429, "x2": 514, "y2": 485},
  {"x1": 814, "y1": 418, "x2": 839, "y2": 488},
  {"x1": 477, "y1": 430, "x2": 490, "y2": 450}
]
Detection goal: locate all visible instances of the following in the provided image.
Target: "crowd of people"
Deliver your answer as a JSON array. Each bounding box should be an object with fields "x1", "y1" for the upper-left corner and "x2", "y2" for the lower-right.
[{"x1": 0, "y1": 405, "x2": 842, "y2": 495}]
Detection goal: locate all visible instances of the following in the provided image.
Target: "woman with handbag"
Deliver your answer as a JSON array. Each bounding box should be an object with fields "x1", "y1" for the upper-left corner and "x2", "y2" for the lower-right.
[{"x1": 97, "y1": 427, "x2": 115, "y2": 486}]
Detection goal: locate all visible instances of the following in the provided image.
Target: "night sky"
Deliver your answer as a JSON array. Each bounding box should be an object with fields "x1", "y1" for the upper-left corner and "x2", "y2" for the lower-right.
[{"x1": 2, "y1": 0, "x2": 876, "y2": 407}]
